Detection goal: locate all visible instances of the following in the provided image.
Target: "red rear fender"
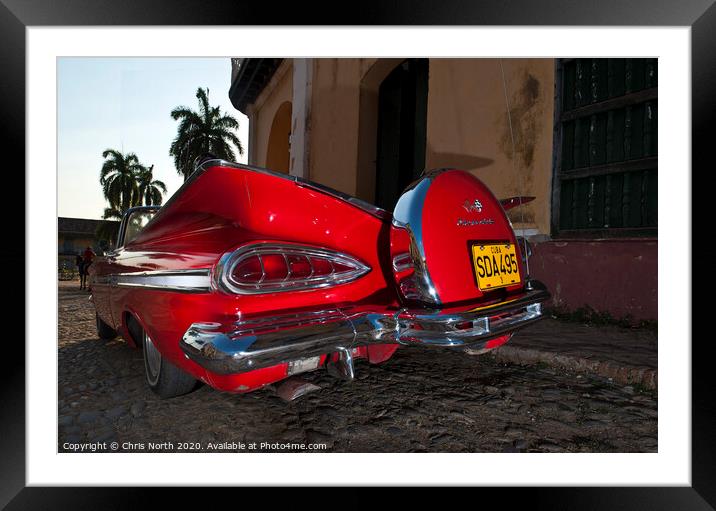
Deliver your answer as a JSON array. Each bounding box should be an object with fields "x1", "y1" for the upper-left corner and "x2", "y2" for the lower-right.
[{"x1": 391, "y1": 169, "x2": 526, "y2": 306}]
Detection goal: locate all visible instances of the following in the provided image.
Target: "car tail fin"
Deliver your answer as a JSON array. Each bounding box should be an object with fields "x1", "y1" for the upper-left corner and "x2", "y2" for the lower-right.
[{"x1": 499, "y1": 196, "x2": 535, "y2": 211}]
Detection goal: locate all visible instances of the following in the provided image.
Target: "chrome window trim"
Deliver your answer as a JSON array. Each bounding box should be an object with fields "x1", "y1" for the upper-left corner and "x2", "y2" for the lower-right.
[
  {"x1": 115, "y1": 205, "x2": 161, "y2": 250},
  {"x1": 214, "y1": 242, "x2": 371, "y2": 295}
]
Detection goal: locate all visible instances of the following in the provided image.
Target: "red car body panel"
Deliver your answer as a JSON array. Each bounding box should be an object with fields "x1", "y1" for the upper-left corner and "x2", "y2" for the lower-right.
[
  {"x1": 421, "y1": 170, "x2": 526, "y2": 304},
  {"x1": 89, "y1": 161, "x2": 549, "y2": 395}
]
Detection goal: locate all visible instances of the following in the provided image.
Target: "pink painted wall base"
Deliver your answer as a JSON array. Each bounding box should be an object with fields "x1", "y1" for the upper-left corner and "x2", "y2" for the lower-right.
[{"x1": 529, "y1": 239, "x2": 657, "y2": 323}]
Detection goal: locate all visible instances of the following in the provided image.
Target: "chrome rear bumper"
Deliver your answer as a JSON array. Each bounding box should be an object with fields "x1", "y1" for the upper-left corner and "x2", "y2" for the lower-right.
[{"x1": 180, "y1": 280, "x2": 550, "y2": 376}]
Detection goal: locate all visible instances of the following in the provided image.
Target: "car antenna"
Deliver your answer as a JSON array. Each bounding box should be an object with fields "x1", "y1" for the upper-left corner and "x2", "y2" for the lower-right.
[{"x1": 499, "y1": 59, "x2": 531, "y2": 283}]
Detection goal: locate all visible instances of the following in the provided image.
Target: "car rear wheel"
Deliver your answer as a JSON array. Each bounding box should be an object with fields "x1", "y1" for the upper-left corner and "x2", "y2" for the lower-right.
[
  {"x1": 96, "y1": 312, "x2": 117, "y2": 340},
  {"x1": 141, "y1": 329, "x2": 197, "y2": 399}
]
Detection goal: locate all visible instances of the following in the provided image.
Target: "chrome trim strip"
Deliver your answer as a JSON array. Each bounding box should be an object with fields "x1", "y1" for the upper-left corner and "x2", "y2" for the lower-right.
[
  {"x1": 92, "y1": 275, "x2": 113, "y2": 286},
  {"x1": 180, "y1": 281, "x2": 550, "y2": 375},
  {"x1": 214, "y1": 242, "x2": 371, "y2": 295},
  {"x1": 392, "y1": 174, "x2": 441, "y2": 305},
  {"x1": 112, "y1": 269, "x2": 212, "y2": 293},
  {"x1": 226, "y1": 308, "x2": 347, "y2": 335}
]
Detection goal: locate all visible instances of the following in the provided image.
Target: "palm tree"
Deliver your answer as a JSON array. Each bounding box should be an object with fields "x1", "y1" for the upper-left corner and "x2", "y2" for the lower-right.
[
  {"x1": 99, "y1": 149, "x2": 166, "y2": 222},
  {"x1": 95, "y1": 219, "x2": 121, "y2": 250},
  {"x1": 137, "y1": 165, "x2": 167, "y2": 206},
  {"x1": 101, "y1": 206, "x2": 124, "y2": 221},
  {"x1": 99, "y1": 149, "x2": 143, "y2": 215},
  {"x1": 169, "y1": 87, "x2": 244, "y2": 180}
]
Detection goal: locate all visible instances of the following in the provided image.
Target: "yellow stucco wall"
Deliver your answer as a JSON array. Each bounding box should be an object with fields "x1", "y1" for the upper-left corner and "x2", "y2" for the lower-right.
[
  {"x1": 425, "y1": 58, "x2": 555, "y2": 234},
  {"x1": 250, "y1": 62, "x2": 293, "y2": 168},
  {"x1": 248, "y1": 58, "x2": 555, "y2": 234},
  {"x1": 308, "y1": 58, "x2": 379, "y2": 194}
]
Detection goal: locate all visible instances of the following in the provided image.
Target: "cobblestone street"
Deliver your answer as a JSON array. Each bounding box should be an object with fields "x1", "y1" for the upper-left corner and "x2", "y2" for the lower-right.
[{"x1": 58, "y1": 281, "x2": 657, "y2": 453}]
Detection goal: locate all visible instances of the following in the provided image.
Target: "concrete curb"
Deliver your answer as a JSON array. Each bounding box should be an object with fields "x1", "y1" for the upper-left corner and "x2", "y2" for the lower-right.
[{"x1": 490, "y1": 345, "x2": 657, "y2": 391}]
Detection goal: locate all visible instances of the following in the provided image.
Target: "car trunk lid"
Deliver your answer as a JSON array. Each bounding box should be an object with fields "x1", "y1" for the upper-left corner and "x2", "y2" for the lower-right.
[{"x1": 391, "y1": 169, "x2": 525, "y2": 306}]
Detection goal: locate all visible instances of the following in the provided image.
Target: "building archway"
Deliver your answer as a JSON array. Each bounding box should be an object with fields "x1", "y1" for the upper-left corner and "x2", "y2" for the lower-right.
[
  {"x1": 265, "y1": 101, "x2": 292, "y2": 173},
  {"x1": 356, "y1": 59, "x2": 429, "y2": 210}
]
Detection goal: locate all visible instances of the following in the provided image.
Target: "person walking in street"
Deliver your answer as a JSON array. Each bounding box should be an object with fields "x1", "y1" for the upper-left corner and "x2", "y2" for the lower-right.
[
  {"x1": 75, "y1": 252, "x2": 84, "y2": 288},
  {"x1": 80, "y1": 246, "x2": 96, "y2": 290}
]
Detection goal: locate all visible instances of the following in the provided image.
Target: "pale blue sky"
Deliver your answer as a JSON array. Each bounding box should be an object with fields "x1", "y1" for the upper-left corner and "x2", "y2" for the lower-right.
[{"x1": 58, "y1": 57, "x2": 249, "y2": 220}]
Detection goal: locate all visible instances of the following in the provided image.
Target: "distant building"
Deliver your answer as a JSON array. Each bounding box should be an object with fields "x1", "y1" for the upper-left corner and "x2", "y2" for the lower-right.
[
  {"x1": 229, "y1": 58, "x2": 658, "y2": 322},
  {"x1": 58, "y1": 217, "x2": 120, "y2": 268}
]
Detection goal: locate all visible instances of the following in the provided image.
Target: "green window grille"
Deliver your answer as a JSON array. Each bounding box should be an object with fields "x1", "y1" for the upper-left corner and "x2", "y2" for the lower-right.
[{"x1": 552, "y1": 58, "x2": 657, "y2": 238}]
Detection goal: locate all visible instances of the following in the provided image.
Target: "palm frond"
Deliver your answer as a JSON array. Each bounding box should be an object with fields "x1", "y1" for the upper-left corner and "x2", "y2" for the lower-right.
[{"x1": 102, "y1": 207, "x2": 123, "y2": 220}]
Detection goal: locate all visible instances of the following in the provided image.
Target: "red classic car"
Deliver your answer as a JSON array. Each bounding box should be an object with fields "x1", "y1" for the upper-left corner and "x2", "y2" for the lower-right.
[{"x1": 89, "y1": 159, "x2": 549, "y2": 398}]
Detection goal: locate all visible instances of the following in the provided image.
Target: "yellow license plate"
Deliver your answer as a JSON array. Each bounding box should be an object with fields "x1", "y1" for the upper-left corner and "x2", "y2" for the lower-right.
[{"x1": 471, "y1": 243, "x2": 521, "y2": 291}]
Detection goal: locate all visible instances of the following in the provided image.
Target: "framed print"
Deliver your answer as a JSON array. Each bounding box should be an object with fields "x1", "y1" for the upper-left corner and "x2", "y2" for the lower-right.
[{"x1": 3, "y1": 0, "x2": 710, "y2": 507}]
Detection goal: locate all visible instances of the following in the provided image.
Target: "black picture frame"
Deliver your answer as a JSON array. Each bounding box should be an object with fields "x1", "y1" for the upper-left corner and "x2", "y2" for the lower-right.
[{"x1": 3, "y1": 0, "x2": 708, "y2": 507}]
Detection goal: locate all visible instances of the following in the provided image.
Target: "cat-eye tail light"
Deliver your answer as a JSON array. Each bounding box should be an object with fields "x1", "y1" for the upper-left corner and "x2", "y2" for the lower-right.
[{"x1": 214, "y1": 243, "x2": 371, "y2": 294}]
